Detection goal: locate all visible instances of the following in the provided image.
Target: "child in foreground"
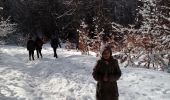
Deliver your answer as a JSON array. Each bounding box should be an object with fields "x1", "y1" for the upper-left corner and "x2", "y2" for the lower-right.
[{"x1": 92, "y1": 45, "x2": 121, "y2": 100}]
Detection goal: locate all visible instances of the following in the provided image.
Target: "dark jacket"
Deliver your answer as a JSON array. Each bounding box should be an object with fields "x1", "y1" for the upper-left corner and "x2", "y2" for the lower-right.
[
  {"x1": 35, "y1": 37, "x2": 43, "y2": 50},
  {"x1": 93, "y1": 46, "x2": 121, "y2": 100},
  {"x1": 50, "y1": 38, "x2": 61, "y2": 48},
  {"x1": 27, "y1": 39, "x2": 35, "y2": 51}
]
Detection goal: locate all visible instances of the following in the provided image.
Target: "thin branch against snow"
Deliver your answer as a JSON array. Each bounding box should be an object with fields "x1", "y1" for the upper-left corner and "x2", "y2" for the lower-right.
[
  {"x1": 63, "y1": 0, "x2": 74, "y2": 5},
  {"x1": 51, "y1": 0, "x2": 80, "y2": 20},
  {"x1": 165, "y1": 30, "x2": 170, "y2": 34},
  {"x1": 55, "y1": 8, "x2": 76, "y2": 19},
  {"x1": 111, "y1": 22, "x2": 124, "y2": 32},
  {"x1": 160, "y1": 6, "x2": 170, "y2": 10},
  {"x1": 159, "y1": 14, "x2": 170, "y2": 22}
]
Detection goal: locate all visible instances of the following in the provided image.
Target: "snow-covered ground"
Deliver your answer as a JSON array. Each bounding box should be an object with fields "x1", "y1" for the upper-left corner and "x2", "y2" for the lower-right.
[{"x1": 0, "y1": 44, "x2": 170, "y2": 100}]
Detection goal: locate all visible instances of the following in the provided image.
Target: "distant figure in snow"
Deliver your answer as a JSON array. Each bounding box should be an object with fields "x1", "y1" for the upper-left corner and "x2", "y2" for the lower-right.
[
  {"x1": 35, "y1": 36, "x2": 44, "y2": 58},
  {"x1": 27, "y1": 37, "x2": 35, "y2": 60},
  {"x1": 50, "y1": 34, "x2": 61, "y2": 58},
  {"x1": 92, "y1": 45, "x2": 121, "y2": 100}
]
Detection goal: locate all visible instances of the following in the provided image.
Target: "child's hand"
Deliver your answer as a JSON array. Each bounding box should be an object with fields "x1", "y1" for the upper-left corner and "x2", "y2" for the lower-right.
[
  {"x1": 103, "y1": 77, "x2": 108, "y2": 81},
  {"x1": 108, "y1": 76, "x2": 114, "y2": 82},
  {"x1": 103, "y1": 74, "x2": 108, "y2": 82}
]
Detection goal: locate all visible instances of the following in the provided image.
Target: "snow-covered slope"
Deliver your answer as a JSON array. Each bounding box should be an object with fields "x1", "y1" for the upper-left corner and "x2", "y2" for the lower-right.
[{"x1": 0, "y1": 44, "x2": 170, "y2": 100}]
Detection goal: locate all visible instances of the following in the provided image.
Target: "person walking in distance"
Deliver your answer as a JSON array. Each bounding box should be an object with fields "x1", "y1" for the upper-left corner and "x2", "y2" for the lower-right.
[
  {"x1": 27, "y1": 37, "x2": 35, "y2": 60},
  {"x1": 35, "y1": 36, "x2": 44, "y2": 58},
  {"x1": 50, "y1": 34, "x2": 61, "y2": 58}
]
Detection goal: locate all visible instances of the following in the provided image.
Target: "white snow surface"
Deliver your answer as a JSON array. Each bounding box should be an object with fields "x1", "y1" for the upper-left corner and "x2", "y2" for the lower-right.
[{"x1": 0, "y1": 44, "x2": 170, "y2": 100}]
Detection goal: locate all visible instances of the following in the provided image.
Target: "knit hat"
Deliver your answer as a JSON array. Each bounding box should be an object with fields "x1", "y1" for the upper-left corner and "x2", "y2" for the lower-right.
[{"x1": 100, "y1": 45, "x2": 112, "y2": 57}]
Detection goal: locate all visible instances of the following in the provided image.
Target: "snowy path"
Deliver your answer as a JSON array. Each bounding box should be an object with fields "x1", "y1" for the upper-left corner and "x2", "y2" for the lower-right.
[{"x1": 0, "y1": 45, "x2": 170, "y2": 100}]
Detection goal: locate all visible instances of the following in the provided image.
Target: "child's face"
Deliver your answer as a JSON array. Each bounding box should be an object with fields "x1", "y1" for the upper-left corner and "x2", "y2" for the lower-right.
[{"x1": 102, "y1": 50, "x2": 111, "y2": 60}]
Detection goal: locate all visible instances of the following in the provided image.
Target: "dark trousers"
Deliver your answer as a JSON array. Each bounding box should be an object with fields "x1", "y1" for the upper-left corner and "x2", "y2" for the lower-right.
[
  {"x1": 96, "y1": 96, "x2": 119, "y2": 100},
  {"x1": 29, "y1": 50, "x2": 34, "y2": 60},
  {"x1": 53, "y1": 47, "x2": 58, "y2": 58},
  {"x1": 36, "y1": 49, "x2": 42, "y2": 58}
]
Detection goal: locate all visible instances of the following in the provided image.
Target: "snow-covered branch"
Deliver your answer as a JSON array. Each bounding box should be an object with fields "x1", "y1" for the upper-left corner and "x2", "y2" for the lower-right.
[
  {"x1": 0, "y1": 17, "x2": 17, "y2": 36},
  {"x1": 55, "y1": 9, "x2": 76, "y2": 19},
  {"x1": 159, "y1": 14, "x2": 170, "y2": 22}
]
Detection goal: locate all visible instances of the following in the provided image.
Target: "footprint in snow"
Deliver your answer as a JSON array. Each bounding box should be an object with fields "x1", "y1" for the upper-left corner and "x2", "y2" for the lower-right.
[{"x1": 163, "y1": 89, "x2": 170, "y2": 94}]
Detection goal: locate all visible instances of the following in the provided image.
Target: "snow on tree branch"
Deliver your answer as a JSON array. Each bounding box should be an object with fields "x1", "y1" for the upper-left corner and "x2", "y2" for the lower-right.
[{"x1": 0, "y1": 17, "x2": 17, "y2": 36}]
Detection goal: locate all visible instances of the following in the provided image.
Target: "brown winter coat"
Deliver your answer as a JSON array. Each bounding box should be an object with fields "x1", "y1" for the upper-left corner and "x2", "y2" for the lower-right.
[
  {"x1": 92, "y1": 57, "x2": 121, "y2": 100},
  {"x1": 35, "y1": 37, "x2": 43, "y2": 50}
]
